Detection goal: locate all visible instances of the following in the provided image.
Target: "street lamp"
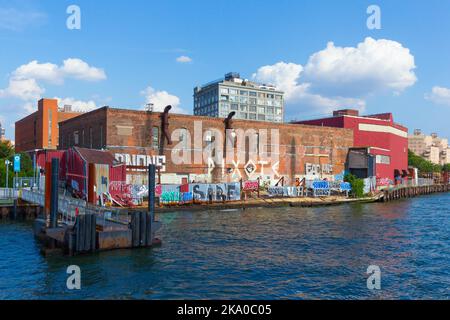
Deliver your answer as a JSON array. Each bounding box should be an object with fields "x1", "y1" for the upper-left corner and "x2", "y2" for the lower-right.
[{"x1": 4, "y1": 159, "x2": 10, "y2": 189}]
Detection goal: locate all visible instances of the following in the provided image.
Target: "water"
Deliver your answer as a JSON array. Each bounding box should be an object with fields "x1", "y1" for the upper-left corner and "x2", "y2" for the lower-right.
[{"x1": 0, "y1": 193, "x2": 449, "y2": 300}]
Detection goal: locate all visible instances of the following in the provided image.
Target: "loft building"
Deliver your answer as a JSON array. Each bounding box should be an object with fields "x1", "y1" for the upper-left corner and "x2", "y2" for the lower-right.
[
  {"x1": 408, "y1": 130, "x2": 449, "y2": 165},
  {"x1": 15, "y1": 98, "x2": 82, "y2": 153},
  {"x1": 193, "y1": 72, "x2": 284, "y2": 123}
]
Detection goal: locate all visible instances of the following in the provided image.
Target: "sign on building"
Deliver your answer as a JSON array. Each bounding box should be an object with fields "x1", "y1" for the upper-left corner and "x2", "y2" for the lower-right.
[{"x1": 13, "y1": 155, "x2": 20, "y2": 173}]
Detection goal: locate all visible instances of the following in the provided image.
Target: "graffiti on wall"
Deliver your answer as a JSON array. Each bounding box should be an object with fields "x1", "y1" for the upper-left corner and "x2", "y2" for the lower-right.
[
  {"x1": 268, "y1": 186, "x2": 303, "y2": 197},
  {"x1": 305, "y1": 163, "x2": 334, "y2": 177},
  {"x1": 376, "y1": 178, "x2": 393, "y2": 187},
  {"x1": 268, "y1": 181, "x2": 351, "y2": 198},
  {"x1": 114, "y1": 154, "x2": 166, "y2": 171},
  {"x1": 243, "y1": 180, "x2": 259, "y2": 192},
  {"x1": 190, "y1": 183, "x2": 241, "y2": 202},
  {"x1": 156, "y1": 182, "x2": 241, "y2": 205}
]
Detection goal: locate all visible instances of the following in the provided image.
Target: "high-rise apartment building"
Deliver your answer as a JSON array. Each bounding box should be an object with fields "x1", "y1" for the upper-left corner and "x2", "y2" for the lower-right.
[
  {"x1": 194, "y1": 72, "x2": 284, "y2": 123},
  {"x1": 408, "y1": 129, "x2": 449, "y2": 165}
]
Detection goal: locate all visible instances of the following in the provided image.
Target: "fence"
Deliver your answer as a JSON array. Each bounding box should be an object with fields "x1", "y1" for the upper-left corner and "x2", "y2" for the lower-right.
[
  {"x1": 0, "y1": 188, "x2": 18, "y2": 200},
  {"x1": 20, "y1": 189, "x2": 88, "y2": 225},
  {"x1": 267, "y1": 181, "x2": 351, "y2": 198},
  {"x1": 378, "y1": 178, "x2": 436, "y2": 189}
]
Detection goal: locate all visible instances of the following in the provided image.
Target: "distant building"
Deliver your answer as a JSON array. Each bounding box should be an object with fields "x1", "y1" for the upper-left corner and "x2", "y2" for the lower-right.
[
  {"x1": 0, "y1": 121, "x2": 5, "y2": 141},
  {"x1": 15, "y1": 98, "x2": 83, "y2": 153},
  {"x1": 194, "y1": 72, "x2": 284, "y2": 123},
  {"x1": 295, "y1": 109, "x2": 409, "y2": 181},
  {"x1": 408, "y1": 130, "x2": 449, "y2": 165}
]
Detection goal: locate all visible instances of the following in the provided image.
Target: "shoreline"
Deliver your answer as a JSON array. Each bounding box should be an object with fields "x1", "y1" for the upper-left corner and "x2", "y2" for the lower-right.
[
  {"x1": 151, "y1": 194, "x2": 382, "y2": 213},
  {"x1": 151, "y1": 184, "x2": 449, "y2": 213}
]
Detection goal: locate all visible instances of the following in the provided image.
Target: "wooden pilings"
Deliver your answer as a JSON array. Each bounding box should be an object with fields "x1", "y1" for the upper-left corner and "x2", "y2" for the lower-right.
[
  {"x1": 71, "y1": 213, "x2": 97, "y2": 254},
  {"x1": 383, "y1": 184, "x2": 449, "y2": 202},
  {"x1": 130, "y1": 211, "x2": 153, "y2": 248}
]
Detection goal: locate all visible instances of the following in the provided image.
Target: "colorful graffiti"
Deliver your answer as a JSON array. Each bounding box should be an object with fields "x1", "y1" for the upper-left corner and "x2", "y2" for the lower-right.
[
  {"x1": 267, "y1": 186, "x2": 303, "y2": 197},
  {"x1": 243, "y1": 180, "x2": 259, "y2": 192},
  {"x1": 376, "y1": 178, "x2": 393, "y2": 187},
  {"x1": 268, "y1": 181, "x2": 351, "y2": 198},
  {"x1": 156, "y1": 183, "x2": 241, "y2": 205}
]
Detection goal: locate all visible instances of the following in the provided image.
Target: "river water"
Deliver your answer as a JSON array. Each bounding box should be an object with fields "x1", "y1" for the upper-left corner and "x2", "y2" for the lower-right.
[{"x1": 0, "y1": 193, "x2": 449, "y2": 300}]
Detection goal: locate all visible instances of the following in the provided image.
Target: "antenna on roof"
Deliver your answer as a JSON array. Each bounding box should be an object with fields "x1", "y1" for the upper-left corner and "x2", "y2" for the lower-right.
[{"x1": 145, "y1": 103, "x2": 154, "y2": 112}]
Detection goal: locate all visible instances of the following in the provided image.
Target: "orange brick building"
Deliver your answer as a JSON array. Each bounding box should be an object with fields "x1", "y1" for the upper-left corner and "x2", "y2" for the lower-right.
[
  {"x1": 59, "y1": 106, "x2": 354, "y2": 185},
  {"x1": 15, "y1": 98, "x2": 82, "y2": 153}
]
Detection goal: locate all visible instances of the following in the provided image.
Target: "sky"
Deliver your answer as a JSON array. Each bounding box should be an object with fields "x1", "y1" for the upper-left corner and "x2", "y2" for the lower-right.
[{"x1": 1, "y1": 0, "x2": 450, "y2": 141}]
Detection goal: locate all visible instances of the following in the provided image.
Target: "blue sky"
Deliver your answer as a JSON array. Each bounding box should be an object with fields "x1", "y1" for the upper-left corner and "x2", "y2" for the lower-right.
[{"x1": 1, "y1": 0, "x2": 450, "y2": 141}]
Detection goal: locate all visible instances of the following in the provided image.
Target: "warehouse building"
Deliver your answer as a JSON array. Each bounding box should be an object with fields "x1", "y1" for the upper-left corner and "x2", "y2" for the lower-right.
[
  {"x1": 295, "y1": 109, "x2": 409, "y2": 182},
  {"x1": 59, "y1": 106, "x2": 353, "y2": 185}
]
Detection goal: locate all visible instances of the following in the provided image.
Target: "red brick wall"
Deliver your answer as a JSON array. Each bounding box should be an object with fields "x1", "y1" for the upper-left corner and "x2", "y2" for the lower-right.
[
  {"x1": 60, "y1": 108, "x2": 354, "y2": 184},
  {"x1": 15, "y1": 98, "x2": 81, "y2": 152}
]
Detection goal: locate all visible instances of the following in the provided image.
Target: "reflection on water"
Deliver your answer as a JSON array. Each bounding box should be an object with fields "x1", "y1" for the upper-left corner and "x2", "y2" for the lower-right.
[{"x1": 0, "y1": 193, "x2": 449, "y2": 299}]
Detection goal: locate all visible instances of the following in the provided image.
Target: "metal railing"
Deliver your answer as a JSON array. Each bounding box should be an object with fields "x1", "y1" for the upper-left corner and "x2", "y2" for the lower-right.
[{"x1": 0, "y1": 188, "x2": 18, "y2": 200}]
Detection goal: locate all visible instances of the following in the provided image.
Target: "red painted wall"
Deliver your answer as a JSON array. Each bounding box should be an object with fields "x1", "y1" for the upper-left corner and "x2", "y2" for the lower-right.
[{"x1": 297, "y1": 114, "x2": 408, "y2": 180}]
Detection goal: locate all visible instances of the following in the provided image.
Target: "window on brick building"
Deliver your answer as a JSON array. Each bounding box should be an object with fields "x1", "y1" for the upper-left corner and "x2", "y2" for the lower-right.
[
  {"x1": 74, "y1": 131, "x2": 79, "y2": 145},
  {"x1": 152, "y1": 127, "x2": 159, "y2": 149},
  {"x1": 100, "y1": 125, "x2": 103, "y2": 148},
  {"x1": 89, "y1": 127, "x2": 93, "y2": 149}
]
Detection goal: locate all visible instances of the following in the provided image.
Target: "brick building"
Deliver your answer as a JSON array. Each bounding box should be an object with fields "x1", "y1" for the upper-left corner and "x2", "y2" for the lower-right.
[
  {"x1": 295, "y1": 109, "x2": 409, "y2": 182},
  {"x1": 59, "y1": 106, "x2": 353, "y2": 185},
  {"x1": 15, "y1": 98, "x2": 82, "y2": 153}
]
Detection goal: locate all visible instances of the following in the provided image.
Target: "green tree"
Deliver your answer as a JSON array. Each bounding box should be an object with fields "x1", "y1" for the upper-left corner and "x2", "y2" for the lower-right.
[
  {"x1": 443, "y1": 163, "x2": 450, "y2": 172},
  {"x1": 344, "y1": 173, "x2": 365, "y2": 198},
  {"x1": 0, "y1": 141, "x2": 34, "y2": 188},
  {"x1": 408, "y1": 150, "x2": 442, "y2": 174},
  {"x1": 0, "y1": 140, "x2": 13, "y2": 159}
]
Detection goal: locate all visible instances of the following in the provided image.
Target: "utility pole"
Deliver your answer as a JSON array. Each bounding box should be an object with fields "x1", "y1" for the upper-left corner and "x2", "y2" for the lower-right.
[{"x1": 5, "y1": 159, "x2": 10, "y2": 189}]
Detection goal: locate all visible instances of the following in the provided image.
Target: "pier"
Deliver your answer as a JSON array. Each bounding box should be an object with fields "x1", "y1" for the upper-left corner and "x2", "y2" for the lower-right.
[
  {"x1": 381, "y1": 184, "x2": 449, "y2": 202},
  {"x1": 1, "y1": 162, "x2": 162, "y2": 256}
]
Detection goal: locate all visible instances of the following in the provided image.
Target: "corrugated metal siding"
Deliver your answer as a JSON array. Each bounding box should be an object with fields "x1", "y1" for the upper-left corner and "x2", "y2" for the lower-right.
[
  {"x1": 66, "y1": 148, "x2": 88, "y2": 199},
  {"x1": 110, "y1": 164, "x2": 126, "y2": 183},
  {"x1": 109, "y1": 164, "x2": 127, "y2": 198}
]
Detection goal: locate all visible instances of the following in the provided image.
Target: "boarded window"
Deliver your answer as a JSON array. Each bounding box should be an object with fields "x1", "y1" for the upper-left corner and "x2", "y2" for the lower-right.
[{"x1": 116, "y1": 125, "x2": 133, "y2": 136}]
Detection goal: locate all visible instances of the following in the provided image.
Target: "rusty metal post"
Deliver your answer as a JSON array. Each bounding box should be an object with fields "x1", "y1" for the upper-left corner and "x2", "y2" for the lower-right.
[
  {"x1": 148, "y1": 164, "x2": 156, "y2": 242},
  {"x1": 50, "y1": 158, "x2": 59, "y2": 229}
]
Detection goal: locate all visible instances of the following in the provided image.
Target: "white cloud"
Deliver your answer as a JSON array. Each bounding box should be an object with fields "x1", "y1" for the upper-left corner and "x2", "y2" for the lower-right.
[
  {"x1": 253, "y1": 61, "x2": 365, "y2": 114},
  {"x1": 13, "y1": 60, "x2": 62, "y2": 84},
  {"x1": 55, "y1": 97, "x2": 98, "y2": 112},
  {"x1": 303, "y1": 37, "x2": 417, "y2": 96},
  {"x1": 22, "y1": 101, "x2": 37, "y2": 113},
  {"x1": 253, "y1": 37, "x2": 416, "y2": 116},
  {"x1": 176, "y1": 55, "x2": 192, "y2": 63},
  {"x1": 11, "y1": 58, "x2": 106, "y2": 84},
  {"x1": 0, "y1": 78, "x2": 44, "y2": 100},
  {"x1": 61, "y1": 58, "x2": 106, "y2": 81},
  {"x1": 0, "y1": 58, "x2": 106, "y2": 103},
  {"x1": 253, "y1": 62, "x2": 303, "y2": 101},
  {"x1": 425, "y1": 86, "x2": 450, "y2": 106},
  {"x1": 0, "y1": 8, "x2": 47, "y2": 31},
  {"x1": 141, "y1": 86, "x2": 186, "y2": 114}
]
